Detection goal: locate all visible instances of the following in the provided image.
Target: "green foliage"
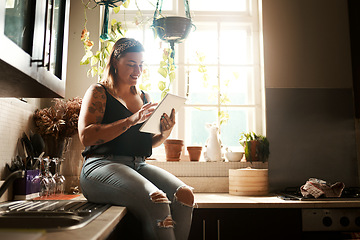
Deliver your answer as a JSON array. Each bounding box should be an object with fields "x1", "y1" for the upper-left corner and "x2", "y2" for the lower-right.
[
  {"x1": 157, "y1": 48, "x2": 176, "y2": 99},
  {"x1": 196, "y1": 51, "x2": 231, "y2": 126},
  {"x1": 80, "y1": 1, "x2": 129, "y2": 79},
  {"x1": 139, "y1": 66, "x2": 152, "y2": 92},
  {"x1": 239, "y1": 132, "x2": 270, "y2": 163}
]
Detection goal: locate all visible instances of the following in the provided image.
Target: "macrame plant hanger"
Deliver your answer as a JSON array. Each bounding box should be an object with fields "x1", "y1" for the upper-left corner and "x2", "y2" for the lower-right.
[
  {"x1": 152, "y1": 0, "x2": 193, "y2": 60},
  {"x1": 94, "y1": 0, "x2": 127, "y2": 41}
]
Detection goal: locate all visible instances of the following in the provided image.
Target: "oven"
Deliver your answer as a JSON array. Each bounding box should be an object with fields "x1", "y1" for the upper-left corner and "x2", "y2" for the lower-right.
[{"x1": 278, "y1": 187, "x2": 360, "y2": 239}]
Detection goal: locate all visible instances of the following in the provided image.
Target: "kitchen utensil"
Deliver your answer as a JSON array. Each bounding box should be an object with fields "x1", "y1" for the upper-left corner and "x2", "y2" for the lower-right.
[
  {"x1": 21, "y1": 132, "x2": 34, "y2": 158},
  {"x1": 17, "y1": 138, "x2": 25, "y2": 160},
  {"x1": 22, "y1": 132, "x2": 38, "y2": 169},
  {"x1": 30, "y1": 133, "x2": 45, "y2": 158}
]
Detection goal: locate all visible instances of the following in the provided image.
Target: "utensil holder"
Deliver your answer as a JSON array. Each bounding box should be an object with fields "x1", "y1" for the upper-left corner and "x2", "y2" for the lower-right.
[{"x1": 13, "y1": 169, "x2": 41, "y2": 200}]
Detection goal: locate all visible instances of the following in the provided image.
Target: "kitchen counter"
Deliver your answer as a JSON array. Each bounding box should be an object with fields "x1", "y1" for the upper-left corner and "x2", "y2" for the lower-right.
[
  {"x1": 194, "y1": 193, "x2": 360, "y2": 208},
  {"x1": 3, "y1": 193, "x2": 360, "y2": 240}
]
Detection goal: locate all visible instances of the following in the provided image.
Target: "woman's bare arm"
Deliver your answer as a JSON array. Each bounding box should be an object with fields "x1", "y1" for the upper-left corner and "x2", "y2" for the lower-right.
[
  {"x1": 78, "y1": 84, "x2": 157, "y2": 147},
  {"x1": 78, "y1": 84, "x2": 131, "y2": 147}
]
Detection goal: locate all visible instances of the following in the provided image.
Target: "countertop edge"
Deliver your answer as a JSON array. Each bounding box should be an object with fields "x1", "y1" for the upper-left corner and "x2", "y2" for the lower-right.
[
  {"x1": 44, "y1": 206, "x2": 127, "y2": 240},
  {"x1": 193, "y1": 193, "x2": 360, "y2": 209}
]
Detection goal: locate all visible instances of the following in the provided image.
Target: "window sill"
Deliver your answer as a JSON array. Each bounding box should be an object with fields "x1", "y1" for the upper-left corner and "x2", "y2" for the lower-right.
[{"x1": 146, "y1": 160, "x2": 268, "y2": 193}]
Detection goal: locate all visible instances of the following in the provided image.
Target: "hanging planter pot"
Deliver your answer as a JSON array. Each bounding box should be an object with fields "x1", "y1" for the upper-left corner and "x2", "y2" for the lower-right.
[
  {"x1": 152, "y1": 0, "x2": 194, "y2": 59},
  {"x1": 153, "y1": 16, "x2": 193, "y2": 44},
  {"x1": 94, "y1": 0, "x2": 127, "y2": 41}
]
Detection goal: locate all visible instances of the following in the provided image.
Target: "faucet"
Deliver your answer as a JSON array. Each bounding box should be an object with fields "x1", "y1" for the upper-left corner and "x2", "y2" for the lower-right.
[{"x1": 0, "y1": 170, "x2": 25, "y2": 199}]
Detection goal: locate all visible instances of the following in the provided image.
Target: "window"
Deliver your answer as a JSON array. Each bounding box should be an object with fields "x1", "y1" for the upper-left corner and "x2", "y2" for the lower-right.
[{"x1": 112, "y1": 0, "x2": 264, "y2": 154}]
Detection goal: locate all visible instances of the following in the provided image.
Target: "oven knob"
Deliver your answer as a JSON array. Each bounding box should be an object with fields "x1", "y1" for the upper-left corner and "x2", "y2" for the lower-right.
[
  {"x1": 340, "y1": 217, "x2": 350, "y2": 227},
  {"x1": 322, "y1": 216, "x2": 332, "y2": 227}
]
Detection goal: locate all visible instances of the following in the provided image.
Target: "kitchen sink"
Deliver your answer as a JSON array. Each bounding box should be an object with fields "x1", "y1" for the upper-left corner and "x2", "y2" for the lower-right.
[{"x1": 0, "y1": 200, "x2": 110, "y2": 230}]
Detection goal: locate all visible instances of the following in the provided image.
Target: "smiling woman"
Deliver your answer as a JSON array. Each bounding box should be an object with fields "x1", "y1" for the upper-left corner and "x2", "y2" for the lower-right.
[{"x1": 78, "y1": 38, "x2": 195, "y2": 240}]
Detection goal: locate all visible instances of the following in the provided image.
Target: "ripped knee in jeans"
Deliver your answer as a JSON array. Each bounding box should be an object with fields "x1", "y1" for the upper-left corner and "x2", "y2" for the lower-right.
[
  {"x1": 150, "y1": 190, "x2": 171, "y2": 204},
  {"x1": 174, "y1": 186, "x2": 194, "y2": 207},
  {"x1": 157, "y1": 215, "x2": 174, "y2": 228}
]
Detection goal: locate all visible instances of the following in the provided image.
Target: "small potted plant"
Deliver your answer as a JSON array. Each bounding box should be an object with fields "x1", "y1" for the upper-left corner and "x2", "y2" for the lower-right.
[{"x1": 239, "y1": 132, "x2": 270, "y2": 163}]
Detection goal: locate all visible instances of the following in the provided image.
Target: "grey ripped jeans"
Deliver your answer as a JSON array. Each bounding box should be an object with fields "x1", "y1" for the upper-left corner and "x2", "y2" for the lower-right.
[{"x1": 80, "y1": 155, "x2": 194, "y2": 240}]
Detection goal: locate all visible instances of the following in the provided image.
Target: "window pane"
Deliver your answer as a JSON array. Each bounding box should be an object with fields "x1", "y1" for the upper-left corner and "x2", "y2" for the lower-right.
[
  {"x1": 139, "y1": 65, "x2": 163, "y2": 102},
  {"x1": 219, "y1": 23, "x2": 252, "y2": 64},
  {"x1": 220, "y1": 108, "x2": 253, "y2": 148},
  {"x1": 185, "y1": 107, "x2": 218, "y2": 146},
  {"x1": 187, "y1": 66, "x2": 218, "y2": 105},
  {"x1": 185, "y1": 23, "x2": 218, "y2": 64},
  {"x1": 220, "y1": 66, "x2": 253, "y2": 105},
  {"x1": 125, "y1": 0, "x2": 173, "y2": 11},
  {"x1": 191, "y1": 0, "x2": 247, "y2": 12},
  {"x1": 144, "y1": 30, "x2": 164, "y2": 65}
]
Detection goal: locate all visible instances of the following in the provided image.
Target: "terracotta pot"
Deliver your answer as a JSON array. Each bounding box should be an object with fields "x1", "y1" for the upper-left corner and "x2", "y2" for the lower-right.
[
  {"x1": 245, "y1": 140, "x2": 260, "y2": 162},
  {"x1": 187, "y1": 146, "x2": 202, "y2": 161},
  {"x1": 164, "y1": 139, "x2": 184, "y2": 161}
]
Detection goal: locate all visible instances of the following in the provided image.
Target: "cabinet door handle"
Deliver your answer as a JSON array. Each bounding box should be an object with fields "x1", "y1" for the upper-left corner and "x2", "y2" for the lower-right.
[
  {"x1": 203, "y1": 219, "x2": 206, "y2": 240},
  {"x1": 31, "y1": 0, "x2": 49, "y2": 67},
  {"x1": 46, "y1": 0, "x2": 55, "y2": 71},
  {"x1": 217, "y1": 219, "x2": 220, "y2": 240}
]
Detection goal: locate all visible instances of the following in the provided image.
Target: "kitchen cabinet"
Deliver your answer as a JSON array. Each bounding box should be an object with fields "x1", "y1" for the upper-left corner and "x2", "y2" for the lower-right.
[
  {"x1": 188, "y1": 208, "x2": 302, "y2": 240},
  {"x1": 0, "y1": 0, "x2": 70, "y2": 97}
]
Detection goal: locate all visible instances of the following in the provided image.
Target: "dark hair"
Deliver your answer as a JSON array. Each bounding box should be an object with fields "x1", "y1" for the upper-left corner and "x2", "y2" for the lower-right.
[{"x1": 101, "y1": 38, "x2": 145, "y2": 94}]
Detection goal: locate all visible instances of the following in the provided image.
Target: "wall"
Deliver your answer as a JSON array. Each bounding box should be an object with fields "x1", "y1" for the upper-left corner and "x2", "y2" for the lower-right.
[
  {"x1": 65, "y1": 0, "x2": 100, "y2": 99},
  {"x1": 0, "y1": 98, "x2": 40, "y2": 179},
  {"x1": 262, "y1": 0, "x2": 359, "y2": 191},
  {"x1": 60, "y1": 1, "x2": 100, "y2": 193}
]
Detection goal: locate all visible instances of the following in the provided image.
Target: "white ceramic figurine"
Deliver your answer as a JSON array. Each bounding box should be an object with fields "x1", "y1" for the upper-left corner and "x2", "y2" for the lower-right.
[{"x1": 203, "y1": 123, "x2": 224, "y2": 162}]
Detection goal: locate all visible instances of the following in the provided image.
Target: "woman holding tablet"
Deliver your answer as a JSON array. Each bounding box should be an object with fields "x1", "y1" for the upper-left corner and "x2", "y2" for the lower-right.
[{"x1": 78, "y1": 38, "x2": 194, "y2": 240}]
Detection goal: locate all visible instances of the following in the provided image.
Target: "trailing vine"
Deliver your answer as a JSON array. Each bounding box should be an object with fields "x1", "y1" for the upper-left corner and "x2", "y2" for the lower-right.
[{"x1": 80, "y1": 0, "x2": 129, "y2": 78}]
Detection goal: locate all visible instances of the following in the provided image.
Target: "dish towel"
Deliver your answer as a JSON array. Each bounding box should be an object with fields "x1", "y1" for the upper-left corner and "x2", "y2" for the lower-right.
[{"x1": 300, "y1": 178, "x2": 345, "y2": 198}]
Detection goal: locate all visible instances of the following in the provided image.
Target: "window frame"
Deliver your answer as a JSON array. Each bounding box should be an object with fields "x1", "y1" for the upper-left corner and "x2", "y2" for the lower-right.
[{"x1": 111, "y1": 0, "x2": 265, "y2": 155}]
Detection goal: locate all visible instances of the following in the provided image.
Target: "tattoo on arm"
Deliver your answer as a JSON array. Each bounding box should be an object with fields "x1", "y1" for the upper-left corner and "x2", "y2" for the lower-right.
[
  {"x1": 93, "y1": 87, "x2": 106, "y2": 99},
  {"x1": 95, "y1": 116, "x2": 103, "y2": 124}
]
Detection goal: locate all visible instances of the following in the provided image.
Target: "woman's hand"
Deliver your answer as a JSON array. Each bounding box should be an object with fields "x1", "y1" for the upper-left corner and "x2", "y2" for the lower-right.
[
  {"x1": 160, "y1": 108, "x2": 175, "y2": 137},
  {"x1": 128, "y1": 102, "x2": 158, "y2": 125},
  {"x1": 152, "y1": 108, "x2": 176, "y2": 148}
]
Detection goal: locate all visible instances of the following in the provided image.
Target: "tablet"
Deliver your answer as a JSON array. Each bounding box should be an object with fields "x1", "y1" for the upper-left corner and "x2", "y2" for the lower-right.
[{"x1": 139, "y1": 93, "x2": 187, "y2": 134}]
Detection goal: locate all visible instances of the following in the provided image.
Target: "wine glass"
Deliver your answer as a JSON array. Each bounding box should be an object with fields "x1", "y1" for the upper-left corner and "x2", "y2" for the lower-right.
[
  {"x1": 32, "y1": 156, "x2": 50, "y2": 196},
  {"x1": 43, "y1": 157, "x2": 56, "y2": 195},
  {"x1": 52, "y1": 157, "x2": 66, "y2": 195}
]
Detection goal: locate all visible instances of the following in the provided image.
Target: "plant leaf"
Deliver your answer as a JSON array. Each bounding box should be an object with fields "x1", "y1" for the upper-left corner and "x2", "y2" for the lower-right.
[
  {"x1": 111, "y1": 19, "x2": 117, "y2": 26},
  {"x1": 160, "y1": 61, "x2": 167, "y2": 68},
  {"x1": 158, "y1": 81, "x2": 166, "y2": 91},
  {"x1": 113, "y1": 7, "x2": 120, "y2": 14},
  {"x1": 233, "y1": 72, "x2": 240, "y2": 79},
  {"x1": 158, "y1": 68, "x2": 168, "y2": 78},
  {"x1": 80, "y1": 57, "x2": 90, "y2": 65},
  {"x1": 161, "y1": 89, "x2": 169, "y2": 99},
  {"x1": 90, "y1": 56, "x2": 98, "y2": 66},
  {"x1": 123, "y1": 0, "x2": 130, "y2": 8},
  {"x1": 169, "y1": 72, "x2": 176, "y2": 82}
]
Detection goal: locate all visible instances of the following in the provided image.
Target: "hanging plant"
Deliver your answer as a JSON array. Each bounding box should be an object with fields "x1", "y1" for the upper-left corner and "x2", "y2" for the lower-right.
[
  {"x1": 80, "y1": 0, "x2": 129, "y2": 78},
  {"x1": 157, "y1": 48, "x2": 176, "y2": 99},
  {"x1": 151, "y1": 0, "x2": 194, "y2": 99},
  {"x1": 195, "y1": 51, "x2": 231, "y2": 126}
]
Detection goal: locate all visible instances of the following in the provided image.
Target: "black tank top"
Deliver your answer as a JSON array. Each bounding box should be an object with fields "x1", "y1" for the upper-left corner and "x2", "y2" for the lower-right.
[{"x1": 82, "y1": 84, "x2": 153, "y2": 157}]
